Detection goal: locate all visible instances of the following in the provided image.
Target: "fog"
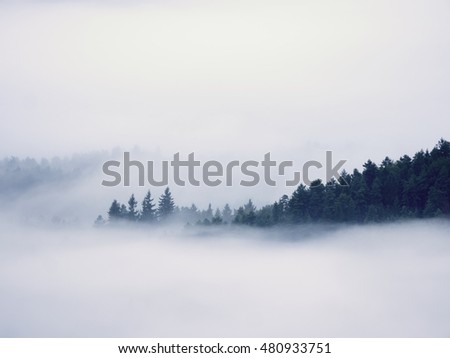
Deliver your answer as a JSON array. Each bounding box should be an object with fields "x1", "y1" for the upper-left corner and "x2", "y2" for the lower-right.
[
  {"x1": 1, "y1": 0, "x2": 450, "y2": 339},
  {"x1": 1, "y1": 219, "x2": 449, "y2": 337},
  {"x1": 1, "y1": 0, "x2": 450, "y2": 169},
  {"x1": 0, "y1": 152, "x2": 305, "y2": 221}
]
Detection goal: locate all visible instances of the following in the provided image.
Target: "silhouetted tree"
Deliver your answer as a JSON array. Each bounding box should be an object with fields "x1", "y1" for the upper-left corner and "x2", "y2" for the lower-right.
[
  {"x1": 157, "y1": 187, "x2": 175, "y2": 220},
  {"x1": 100, "y1": 139, "x2": 450, "y2": 227},
  {"x1": 212, "y1": 209, "x2": 223, "y2": 225},
  {"x1": 141, "y1": 190, "x2": 156, "y2": 223},
  {"x1": 222, "y1": 204, "x2": 233, "y2": 224},
  {"x1": 94, "y1": 215, "x2": 106, "y2": 227},
  {"x1": 127, "y1": 194, "x2": 139, "y2": 221},
  {"x1": 108, "y1": 200, "x2": 121, "y2": 222}
]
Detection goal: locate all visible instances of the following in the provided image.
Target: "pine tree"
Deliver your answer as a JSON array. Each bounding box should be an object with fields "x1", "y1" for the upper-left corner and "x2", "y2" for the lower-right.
[
  {"x1": 189, "y1": 204, "x2": 200, "y2": 223},
  {"x1": 212, "y1": 209, "x2": 223, "y2": 225},
  {"x1": 203, "y1": 203, "x2": 213, "y2": 221},
  {"x1": 256, "y1": 205, "x2": 273, "y2": 226},
  {"x1": 108, "y1": 200, "x2": 121, "y2": 222},
  {"x1": 334, "y1": 193, "x2": 356, "y2": 222},
  {"x1": 127, "y1": 194, "x2": 139, "y2": 221},
  {"x1": 99, "y1": 139, "x2": 450, "y2": 227},
  {"x1": 222, "y1": 204, "x2": 233, "y2": 224},
  {"x1": 363, "y1": 160, "x2": 378, "y2": 188},
  {"x1": 288, "y1": 184, "x2": 309, "y2": 223},
  {"x1": 233, "y1": 207, "x2": 246, "y2": 224},
  {"x1": 157, "y1": 187, "x2": 175, "y2": 220},
  {"x1": 141, "y1": 190, "x2": 156, "y2": 223},
  {"x1": 244, "y1": 199, "x2": 256, "y2": 214},
  {"x1": 120, "y1": 204, "x2": 128, "y2": 219},
  {"x1": 272, "y1": 201, "x2": 281, "y2": 224},
  {"x1": 94, "y1": 215, "x2": 106, "y2": 227},
  {"x1": 308, "y1": 179, "x2": 325, "y2": 220}
]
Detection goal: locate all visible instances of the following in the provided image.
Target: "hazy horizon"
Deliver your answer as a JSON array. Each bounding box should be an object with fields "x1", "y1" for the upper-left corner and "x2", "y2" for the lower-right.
[
  {"x1": 1, "y1": 0, "x2": 449, "y2": 340},
  {"x1": 1, "y1": 0, "x2": 449, "y2": 165}
]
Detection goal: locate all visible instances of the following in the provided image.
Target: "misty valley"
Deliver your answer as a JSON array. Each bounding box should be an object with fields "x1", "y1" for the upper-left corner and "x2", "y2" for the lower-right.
[
  {"x1": 96, "y1": 139, "x2": 450, "y2": 228},
  {"x1": 1, "y1": 1, "x2": 450, "y2": 350},
  {"x1": 0, "y1": 140, "x2": 449, "y2": 337},
  {"x1": 0, "y1": 220, "x2": 449, "y2": 337}
]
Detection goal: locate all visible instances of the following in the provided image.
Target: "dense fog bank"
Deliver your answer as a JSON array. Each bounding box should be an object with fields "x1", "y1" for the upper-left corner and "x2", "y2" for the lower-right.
[{"x1": 0, "y1": 219, "x2": 449, "y2": 337}]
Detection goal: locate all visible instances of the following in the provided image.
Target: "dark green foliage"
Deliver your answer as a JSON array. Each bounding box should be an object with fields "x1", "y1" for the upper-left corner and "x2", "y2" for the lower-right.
[
  {"x1": 127, "y1": 194, "x2": 139, "y2": 221},
  {"x1": 120, "y1": 204, "x2": 128, "y2": 219},
  {"x1": 108, "y1": 200, "x2": 121, "y2": 222},
  {"x1": 233, "y1": 200, "x2": 257, "y2": 225},
  {"x1": 233, "y1": 207, "x2": 246, "y2": 225},
  {"x1": 256, "y1": 205, "x2": 274, "y2": 226},
  {"x1": 157, "y1": 187, "x2": 175, "y2": 220},
  {"x1": 98, "y1": 139, "x2": 450, "y2": 227},
  {"x1": 212, "y1": 209, "x2": 223, "y2": 225},
  {"x1": 288, "y1": 185, "x2": 310, "y2": 223},
  {"x1": 202, "y1": 204, "x2": 213, "y2": 221},
  {"x1": 141, "y1": 190, "x2": 156, "y2": 223},
  {"x1": 222, "y1": 204, "x2": 233, "y2": 224},
  {"x1": 272, "y1": 195, "x2": 289, "y2": 224},
  {"x1": 240, "y1": 139, "x2": 450, "y2": 226}
]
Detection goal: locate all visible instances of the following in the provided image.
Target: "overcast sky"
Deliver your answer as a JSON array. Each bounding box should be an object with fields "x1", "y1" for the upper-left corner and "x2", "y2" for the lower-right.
[
  {"x1": 0, "y1": 0, "x2": 449, "y2": 170},
  {"x1": 1, "y1": 2, "x2": 450, "y2": 338}
]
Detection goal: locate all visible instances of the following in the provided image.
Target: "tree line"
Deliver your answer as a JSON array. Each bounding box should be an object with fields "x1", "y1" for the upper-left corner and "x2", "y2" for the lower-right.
[{"x1": 96, "y1": 139, "x2": 450, "y2": 227}]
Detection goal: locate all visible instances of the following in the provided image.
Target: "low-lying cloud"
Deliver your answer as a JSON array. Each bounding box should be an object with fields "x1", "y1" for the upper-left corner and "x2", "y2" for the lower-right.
[{"x1": 1, "y1": 219, "x2": 449, "y2": 337}]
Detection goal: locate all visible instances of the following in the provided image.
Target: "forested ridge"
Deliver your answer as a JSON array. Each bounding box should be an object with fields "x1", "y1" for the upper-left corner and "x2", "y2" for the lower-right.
[{"x1": 97, "y1": 139, "x2": 450, "y2": 227}]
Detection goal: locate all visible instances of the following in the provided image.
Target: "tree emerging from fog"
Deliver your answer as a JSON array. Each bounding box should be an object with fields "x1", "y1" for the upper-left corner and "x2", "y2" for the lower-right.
[{"x1": 97, "y1": 139, "x2": 450, "y2": 227}]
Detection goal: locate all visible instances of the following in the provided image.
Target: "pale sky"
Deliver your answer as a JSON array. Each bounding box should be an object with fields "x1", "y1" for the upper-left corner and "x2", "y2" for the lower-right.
[
  {"x1": 0, "y1": 0, "x2": 449, "y2": 170},
  {"x1": 2, "y1": 1, "x2": 450, "y2": 339}
]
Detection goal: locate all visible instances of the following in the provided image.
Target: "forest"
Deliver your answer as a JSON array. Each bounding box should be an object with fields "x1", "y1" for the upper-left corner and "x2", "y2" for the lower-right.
[{"x1": 96, "y1": 139, "x2": 450, "y2": 227}]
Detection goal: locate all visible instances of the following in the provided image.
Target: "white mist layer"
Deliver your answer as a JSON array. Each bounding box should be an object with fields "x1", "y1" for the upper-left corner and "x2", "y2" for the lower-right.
[{"x1": 0, "y1": 220, "x2": 449, "y2": 337}]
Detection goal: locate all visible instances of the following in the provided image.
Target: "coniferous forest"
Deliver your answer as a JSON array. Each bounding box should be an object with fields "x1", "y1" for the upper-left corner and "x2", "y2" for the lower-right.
[{"x1": 96, "y1": 139, "x2": 450, "y2": 227}]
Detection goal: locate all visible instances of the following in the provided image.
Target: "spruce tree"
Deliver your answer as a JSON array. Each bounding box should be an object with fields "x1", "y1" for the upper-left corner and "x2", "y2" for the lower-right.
[
  {"x1": 94, "y1": 215, "x2": 106, "y2": 227},
  {"x1": 212, "y1": 208, "x2": 223, "y2": 225},
  {"x1": 157, "y1": 187, "x2": 175, "y2": 220},
  {"x1": 203, "y1": 203, "x2": 213, "y2": 221},
  {"x1": 222, "y1": 204, "x2": 233, "y2": 224},
  {"x1": 108, "y1": 200, "x2": 121, "y2": 222},
  {"x1": 120, "y1": 204, "x2": 128, "y2": 219},
  {"x1": 141, "y1": 190, "x2": 156, "y2": 223},
  {"x1": 127, "y1": 194, "x2": 139, "y2": 221},
  {"x1": 243, "y1": 199, "x2": 256, "y2": 214}
]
